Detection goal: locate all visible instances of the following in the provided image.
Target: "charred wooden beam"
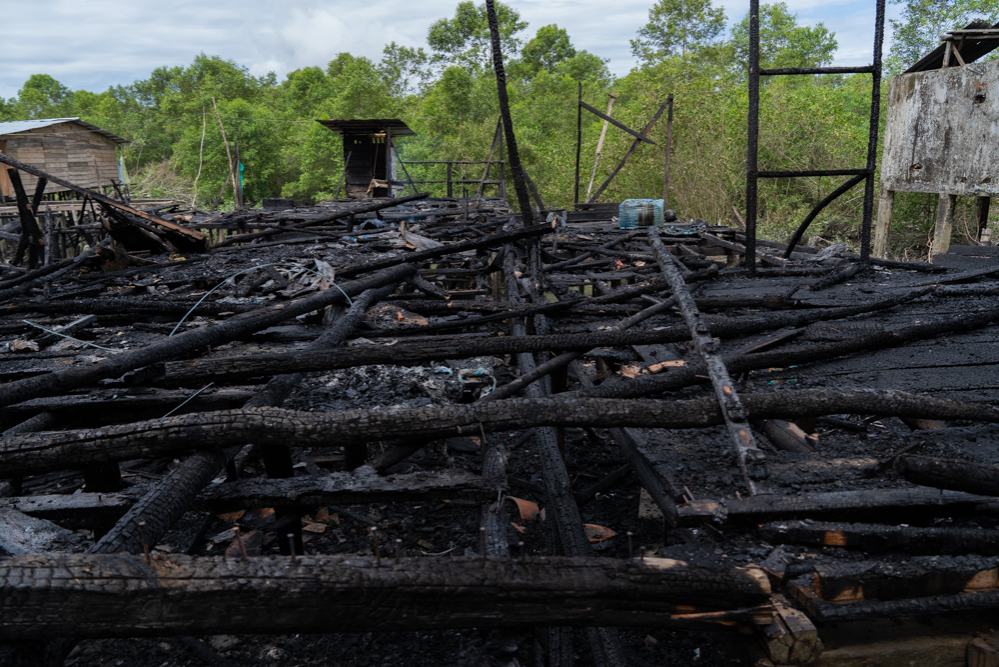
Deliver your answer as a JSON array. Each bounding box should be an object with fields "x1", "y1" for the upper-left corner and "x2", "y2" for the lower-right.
[
  {"x1": 0, "y1": 469, "x2": 497, "y2": 521},
  {"x1": 0, "y1": 388, "x2": 256, "y2": 429},
  {"x1": 202, "y1": 469, "x2": 498, "y2": 511},
  {"x1": 792, "y1": 584, "x2": 999, "y2": 622},
  {"x1": 760, "y1": 520, "x2": 999, "y2": 555},
  {"x1": 159, "y1": 284, "x2": 935, "y2": 388},
  {"x1": 895, "y1": 455, "x2": 999, "y2": 497},
  {"x1": 90, "y1": 281, "x2": 404, "y2": 558},
  {"x1": 211, "y1": 192, "x2": 431, "y2": 248},
  {"x1": 581, "y1": 303, "x2": 999, "y2": 400},
  {"x1": 5, "y1": 297, "x2": 262, "y2": 318},
  {"x1": 0, "y1": 554, "x2": 771, "y2": 640},
  {"x1": 647, "y1": 226, "x2": 768, "y2": 493},
  {"x1": 0, "y1": 264, "x2": 415, "y2": 410},
  {"x1": 679, "y1": 488, "x2": 993, "y2": 526},
  {"x1": 335, "y1": 223, "x2": 550, "y2": 279},
  {"x1": 6, "y1": 389, "x2": 999, "y2": 478},
  {"x1": 0, "y1": 151, "x2": 207, "y2": 251},
  {"x1": 485, "y1": 0, "x2": 533, "y2": 226}
]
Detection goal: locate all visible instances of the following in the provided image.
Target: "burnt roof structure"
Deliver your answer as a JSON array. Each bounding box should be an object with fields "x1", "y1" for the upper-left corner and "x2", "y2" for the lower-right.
[{"x1": 315, "y1": 118, "x2": 416, "y2": 137}]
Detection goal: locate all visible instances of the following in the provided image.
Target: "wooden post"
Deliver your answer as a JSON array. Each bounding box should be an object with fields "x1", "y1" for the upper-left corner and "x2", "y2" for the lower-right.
[
  {"x1": 574, "y1": 81, "x2": 582, "y2": 206},
  {"x1": 233, "y1": 139, "x2": 243, "y2": 208},
  {"x1": 498, "y1": 129, "x2": 506, "y2": 201},
  {"x1": 932, "y1": 193, "x2": 957, "y2": 259},
  {"x1": 333, "y1": 151, "x2": 352, "y2": 201},
  {"x1": 873, "y1": 188, "x2": 895, "y2": 258},
  {"x1": 476, "y1": 118, "x2": 503, "y2": 198},
  {"x1": 975, "y1": 195, "x2": 991, "y2": 244},
  {"x1": 447, "y1": 162, "x2": 453, "y2": 198},
  {"x1": 585, "y1": 90, "x2": 616, "y2": 202},
  {"x1": 211, "y1": 97, "x2": 239, "y2": 208},
  {"x1": 662, "y1": 93, "x2": 674, "y2": 206},
  {"x1": 8, "y1": 169, "x2": 43, "y2": 268}
]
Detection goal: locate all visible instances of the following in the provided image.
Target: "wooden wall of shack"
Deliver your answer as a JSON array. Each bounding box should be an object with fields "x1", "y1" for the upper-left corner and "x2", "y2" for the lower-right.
[{"x1": 0, "y1": 122, "x2": 121, "y2": 197}]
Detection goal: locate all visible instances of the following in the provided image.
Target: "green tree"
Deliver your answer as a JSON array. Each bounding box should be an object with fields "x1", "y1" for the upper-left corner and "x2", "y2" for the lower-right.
[
  {"x1": 14, "y1": 74, "x2": 74, "y2": 118},
  {"x1": 886, "y1": 0, "x2": 999, "y2": 74},
  {"x1": 519, "y1": 25, "x2": 577, "y2": 75},
  {"x1": 731, "y1": 2, "x2": 837, "y2": 71},
  {"x1": 427, "y1": 1, "x2": 527, "y2": 69},
  {"x1": 380, "y1": 43, "x2": 432, "y2": 96},
  {"x1": 630, "y1": 0, "x2": 727, "y2": 63}
]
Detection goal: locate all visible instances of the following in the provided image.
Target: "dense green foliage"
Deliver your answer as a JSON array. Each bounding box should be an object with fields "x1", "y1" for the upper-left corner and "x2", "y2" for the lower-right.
[{"x1": 2, "y1": 0, "x2": 997, "y2": 257}]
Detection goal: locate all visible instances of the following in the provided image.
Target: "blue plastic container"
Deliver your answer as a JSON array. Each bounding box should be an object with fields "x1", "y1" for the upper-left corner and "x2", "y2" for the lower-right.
[{"x1": 618, "y1": 199, "x2": 664, "y2": 229}]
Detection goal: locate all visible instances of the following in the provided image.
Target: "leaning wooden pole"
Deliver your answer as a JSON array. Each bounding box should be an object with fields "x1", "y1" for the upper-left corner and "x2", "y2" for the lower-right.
[
  {"x1": 662, "y1": 93, "x2": 674, "y2": 205},
  {"x1": 574, "y1": 81, "x2": 583, "y2": 206},
  {"x1": 585, "y1": 90, "x2": 615, "y2": 202},
  {"x1": 485, "y1": 0, "x2": 533, "y2": 226},
  {"x1": 211, "y1": 97, "x2": 240, "y2": 208},
  {"x1": 647, "y1": 226, "x2": 770, "y2": 494}
]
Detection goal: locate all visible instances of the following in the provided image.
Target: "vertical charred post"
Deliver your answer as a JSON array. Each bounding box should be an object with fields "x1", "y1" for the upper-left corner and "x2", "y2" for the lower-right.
[{"x1": 484, "y1": 0, "x2": 534, "y2": 227}]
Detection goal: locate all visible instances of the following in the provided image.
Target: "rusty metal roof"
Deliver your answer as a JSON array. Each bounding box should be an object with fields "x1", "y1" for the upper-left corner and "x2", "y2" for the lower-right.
[
  {"x1": 316, "y1": 119, "x2": 416, "y2": 137},
  {"x1": 0, "y1": 118, "x2": 129, "y2": 144}
]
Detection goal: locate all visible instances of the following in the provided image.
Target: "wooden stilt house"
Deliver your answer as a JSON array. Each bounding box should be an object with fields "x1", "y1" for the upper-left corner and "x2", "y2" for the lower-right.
[{"x1": 0, "y1": 118, "x2": 129, "y2": 200}]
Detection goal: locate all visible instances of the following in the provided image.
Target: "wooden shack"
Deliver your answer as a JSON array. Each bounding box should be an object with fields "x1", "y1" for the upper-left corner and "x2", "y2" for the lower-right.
[
  {"x1": 0, "y1": 118, "x2": 128, "y2": 200},
  {"x1": 316, "y1": 119, "x2": 415, "y2": 198}
]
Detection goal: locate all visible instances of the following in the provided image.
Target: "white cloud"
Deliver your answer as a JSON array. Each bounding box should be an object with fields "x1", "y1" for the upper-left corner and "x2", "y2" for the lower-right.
[{"x1": 1, "y1": 0, "x2": 904, "y2": 98}]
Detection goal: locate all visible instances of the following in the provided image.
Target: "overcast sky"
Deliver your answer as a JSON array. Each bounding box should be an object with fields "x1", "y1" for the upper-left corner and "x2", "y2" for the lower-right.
[{"x1": 2, "y1": 0, "x2": 902, "y2": 99}]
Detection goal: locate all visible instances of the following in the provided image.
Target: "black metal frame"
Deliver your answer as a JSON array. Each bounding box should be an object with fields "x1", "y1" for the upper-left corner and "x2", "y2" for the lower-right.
[
  {"x1": 399, "y1": 160, "x2": 506, "y2": 198},
  {"x1": 745, "y1": 0, "x2": 885, "y2": 273}
]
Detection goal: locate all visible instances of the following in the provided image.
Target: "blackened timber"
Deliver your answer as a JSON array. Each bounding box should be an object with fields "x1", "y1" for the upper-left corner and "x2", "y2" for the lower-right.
[
  {"x1": 7, "y1": 169, "x2": 43, "y2": 268},
  {"x1": 90, "y1": 282, "x2": 401, "y2": 557},
  {"x1": 0, "y1": 264, "x2": 416, "y2": 410},
  {"x1": 336, "y1": 223, "x2": 549, "y2": 278},
  {"x1": 485, "y1": 0, "x2": 533, "y2": 226},
  {"x1": 5, "y1": 297, "x2": 262, "y2": 318},
  {"x1": 0, "y1": 151, "x2": 207, "y2": 250},
  {"x1": 792, "y1": 585, "x2": 999, "y2": 623},
  {"x1": 0, "y1": 493, "x2": 133, "y2": 521},
  {"x1": 199, "y1": 470, "x2": 497, "y2": 511},
  {"x1": 647, "y1": 226, "x2": 768, "y2": 494},
  {"x1": 7, "y1": 389, "x2": 999, "y2": 477},
  {"x1": 678, "y1": 488, "x2": 993, "y2": 526},
  {"x1": 579, "y1": 100, "x2": 656, "y2": 145},
  {"x1": 162, "y1": 285, "x2": 934, "y2": 387},
  {"x1": 362, "y1": 266, "x2": 718, "y2": 337},
  {"x1": 588, "y1": 97, "x2": 672, "y2": 203},
  {"x1": 0, "y1": 469, "x2": 498, "y2": 521},
  {"x1": 578, "y1": 291, "x2": 973, "y2": 400},
  {"x1": 0, "y1": 554, "x2": 771, "y2": 640},
  {"x1": 760, "y1": 521, "x2": 999, "y2": 555},
  {"x1": 211, "y1": 192, "x2": 431, "y2": 248},
  {"x1": 895, "y1": 455, "x2": 999, "y2": 497}
]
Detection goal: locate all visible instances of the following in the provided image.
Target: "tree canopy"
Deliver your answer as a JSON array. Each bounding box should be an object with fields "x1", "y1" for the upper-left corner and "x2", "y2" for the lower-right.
[{"x1": 0, "y1": 0, "x2": 976, "y2": 259}]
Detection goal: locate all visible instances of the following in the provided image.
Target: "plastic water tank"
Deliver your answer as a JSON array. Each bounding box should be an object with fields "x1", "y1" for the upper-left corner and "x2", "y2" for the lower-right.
[{"x1": 618, "y1": 199, "x2": 664, "y2": 229}]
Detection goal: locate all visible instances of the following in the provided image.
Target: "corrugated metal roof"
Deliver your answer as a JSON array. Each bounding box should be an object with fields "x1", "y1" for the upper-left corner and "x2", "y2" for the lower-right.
[
  {"x1": 316, "y1": 118, "x2": 416, "y2": 137},
  {"x1": 0, "y1": 118, "x2": 129, "y2": 144}
]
